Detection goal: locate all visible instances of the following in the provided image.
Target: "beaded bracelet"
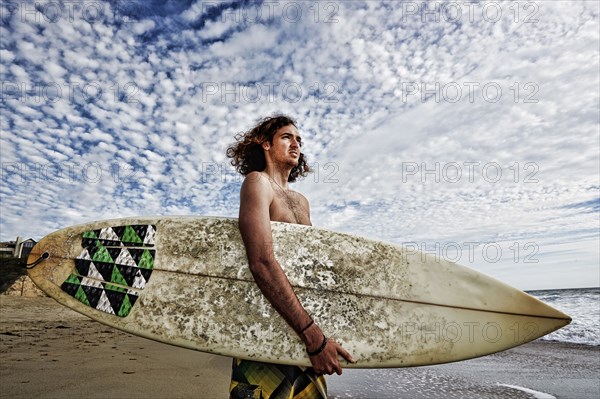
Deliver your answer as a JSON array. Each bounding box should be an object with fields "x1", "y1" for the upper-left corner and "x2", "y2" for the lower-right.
[
  {"x1": 306, "y1": 334, "x2": 328, "y2": 356},
  {"x1": 299, "y1": 319, "x2": 314, "y2": 335}
]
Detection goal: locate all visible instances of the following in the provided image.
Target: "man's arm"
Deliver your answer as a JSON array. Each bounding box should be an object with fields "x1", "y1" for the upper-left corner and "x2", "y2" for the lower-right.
[{"x1": 238, "y1": 172, "x2": 354, "y2": 375}]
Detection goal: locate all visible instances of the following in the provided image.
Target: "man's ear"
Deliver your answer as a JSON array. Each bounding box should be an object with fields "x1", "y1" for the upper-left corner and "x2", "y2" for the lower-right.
[{"x1": 262, "y1": 141, "x2": 271, "y2": 151}]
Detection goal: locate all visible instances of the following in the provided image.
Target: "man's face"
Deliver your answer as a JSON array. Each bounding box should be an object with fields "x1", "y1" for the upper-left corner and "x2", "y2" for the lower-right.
[{"x1": 264, "y1": 124, "x2": 302, "y2": 167}]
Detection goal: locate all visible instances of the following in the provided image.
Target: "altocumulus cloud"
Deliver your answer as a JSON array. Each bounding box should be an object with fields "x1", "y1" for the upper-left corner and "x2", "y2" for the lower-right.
[{"x1": 0, "y1": 0, "x2": 598, "y2": 289}]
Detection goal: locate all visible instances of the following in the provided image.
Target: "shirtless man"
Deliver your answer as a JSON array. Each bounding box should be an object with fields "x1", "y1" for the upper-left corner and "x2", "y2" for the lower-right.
[{"x1": 226, "y1": 115, "x2": 354, "y2": 398}]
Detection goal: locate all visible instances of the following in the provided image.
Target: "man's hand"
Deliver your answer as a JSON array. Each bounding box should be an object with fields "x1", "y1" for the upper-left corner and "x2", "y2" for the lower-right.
[
  {"x1": 309, "y1": 338, "x2": 355, "y2": 375},
  {"x1": 302, "y1": 323, "x2": 355, "y2": 375}
]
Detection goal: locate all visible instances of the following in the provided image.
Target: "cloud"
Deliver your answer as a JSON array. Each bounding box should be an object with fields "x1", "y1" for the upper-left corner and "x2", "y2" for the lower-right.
[
  {"x1": 131, "y1": 19, "x2": 156, "y2": 35},
  {"x1": 0, "y1": 0, "x2": 598, "y2": 290},
  {"x1": 208, "y1": 24, "x2": 279, "y2": 57}
]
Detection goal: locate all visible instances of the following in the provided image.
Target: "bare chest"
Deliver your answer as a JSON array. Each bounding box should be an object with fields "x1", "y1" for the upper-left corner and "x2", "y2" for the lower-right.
[{"x1": 270, "y1": 190, "x2": 310, "y2": 225}]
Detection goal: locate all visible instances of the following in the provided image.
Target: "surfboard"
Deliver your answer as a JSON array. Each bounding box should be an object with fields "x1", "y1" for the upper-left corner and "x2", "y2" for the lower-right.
[{"x1": 27, "y1": 216, "x2": 571, "y2": 368}]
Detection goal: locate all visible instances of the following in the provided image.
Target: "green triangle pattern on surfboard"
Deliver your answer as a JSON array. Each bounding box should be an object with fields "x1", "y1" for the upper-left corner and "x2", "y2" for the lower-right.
[
  {"x1": 121, "y1": 225, "x2": 143, "y2": 245},
  {"x1": 74, "y1": 285, "x2": 90, "y2": 306},
  {"x1": 64, "y1": 274, "x2": 81, "y2": 285},
  {"x1": 118, "y1": 294, "x2": 134, "y2": 317},
  {"x1": 61, "y1": 224, "x2": 157, "y2": 318},
  {"x1": 82, "y1": 224, "x2": 156, "y2": 247},
  {"x1": 82, "y1": 230, "x2": 97, "y2": 239},
  {"x1": 111, "y1": 265, "x2": 129, "y2": 287},
  {"x1": 138, "y1": 249, "x2": 155, "y2": 269},
  {"x1": 92, "y1": 245, "x2": 114, "y2": 263},
  {"x1": 61, "y1": 275, "x2": 138, "y2": 317}
]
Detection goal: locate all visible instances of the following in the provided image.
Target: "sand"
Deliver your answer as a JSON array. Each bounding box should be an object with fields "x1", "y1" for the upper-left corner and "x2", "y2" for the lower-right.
[
  {"x1": 0, "y1": 296, "x2": 230, "y2": 398},
  {"x1": 1, "y1": 296, "x2": 599, "y2": 399}
]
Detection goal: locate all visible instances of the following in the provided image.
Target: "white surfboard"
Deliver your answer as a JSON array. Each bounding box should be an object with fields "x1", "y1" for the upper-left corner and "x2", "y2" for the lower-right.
[{"x1": 27, "y1": 216, "x2": 571, "y2": 368}]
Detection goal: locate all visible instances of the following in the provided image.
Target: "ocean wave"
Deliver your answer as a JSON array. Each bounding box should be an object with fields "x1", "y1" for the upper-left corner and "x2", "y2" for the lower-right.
[{"x1": 528, "y1": 288, "x2": 599, "y2": 346}]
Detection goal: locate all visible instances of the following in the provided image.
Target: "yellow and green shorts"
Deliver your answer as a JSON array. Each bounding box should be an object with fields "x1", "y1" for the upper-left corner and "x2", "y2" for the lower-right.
[{"x1": 229, "y1": 358, "x2": 327, "y2": 399}]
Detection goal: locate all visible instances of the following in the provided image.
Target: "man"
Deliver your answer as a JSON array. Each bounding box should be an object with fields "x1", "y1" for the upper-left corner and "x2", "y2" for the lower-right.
[{"x1": 226, "y1": 115, "x2": 354, "y2": 398}]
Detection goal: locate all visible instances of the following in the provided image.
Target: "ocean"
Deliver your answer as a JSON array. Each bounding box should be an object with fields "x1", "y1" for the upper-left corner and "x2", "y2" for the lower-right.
[
  {"x1": 328, "y1": 288, "x2": 600, "y2": 398},
  {"x1": 527, "y1": 287, "x2": 599, "y2": 346}
]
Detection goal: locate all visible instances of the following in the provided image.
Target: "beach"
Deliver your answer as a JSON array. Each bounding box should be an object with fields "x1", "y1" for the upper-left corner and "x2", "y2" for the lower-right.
[{"x1": 1, "y1": 296, "x2": 598, "y2": 399}]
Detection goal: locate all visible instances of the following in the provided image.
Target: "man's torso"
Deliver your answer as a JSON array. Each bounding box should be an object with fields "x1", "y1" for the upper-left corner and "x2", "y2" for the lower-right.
[{"x1": 265, "y1": 175, "x2": 311, "y2": 226}]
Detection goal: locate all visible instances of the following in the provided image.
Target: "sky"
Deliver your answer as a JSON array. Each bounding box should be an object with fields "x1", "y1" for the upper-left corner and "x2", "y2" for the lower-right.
[{"x1": 0, "y1": 0, "x2": 598, "y2": 290}]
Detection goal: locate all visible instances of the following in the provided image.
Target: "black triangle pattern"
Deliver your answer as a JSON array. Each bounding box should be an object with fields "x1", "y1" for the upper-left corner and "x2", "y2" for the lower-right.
[
  {"x1": 61, "y1": 281, "x2": 79, "y2": 297},
  {"x1": 82, "y1": 237, "x2": 99, "y2": 248},
  {"x1": 82, "y1": 225, "x2": 157, "y2": 248},
  {"x1": 75, "y1": 258, "x2": 90, "y2": 276},
  {"x1": 93, "y1": 261, "x2": 117, "y2": 282},
  {"x1": 128, "y1": 248, "x2": 144, "y2": 264},
  {"x1": 127, "y1": 248, "x2": 156, "y2": 265},
  {"x1": 139, "y1": 268, "x2": 152, "y2": 283},
  {"x1": 81, "y1": 285, "x2": 104, "y2": 309},
  {"x1": 105, "y1": 289, "x2": 126, "y2": 313},
  {"x1": 61, "y1": 278, "x2": 140, "y2": 317},
  {"x1": 116, "y1": 264, "x2": 142, "y2": 287},
  {"x1": 112, "y1": 226, "x2": 126, "y2": 239},
  {"x1": 132, "y1": 225, "x2": 148, "y2": 240},
  {"x1": 107, "y1": 247, "x2": 122, "y2": 261},
  {"x1": 73, "y1": 255, "x2": 154, "y2": 287},
  {"x1": 86, "y1": 244, "x2": 100, "y2": 259},
  {"x1": 87, "y1": 227, "x2": 119, "y2": 247},
  {"x1": 128, "y1": 293, "x2": 138, "y2": 307},
  {"x1": 74, "y1": 260, "x2": 116, "y2": 284},
  {"x1": 62, "y1": 224, "x2": 157, "y2": 318}
]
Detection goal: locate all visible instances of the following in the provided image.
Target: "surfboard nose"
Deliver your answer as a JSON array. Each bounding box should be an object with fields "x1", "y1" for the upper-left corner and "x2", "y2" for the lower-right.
[
  {"x1": 522, "y1": 290, "x2": 572, "y2": 324},
  {"x1": 547, "y1": 312, "x2": 572, "y2": 339},
  {"x1": 556, "y1": 308, "x2": 572, "y2": 323},
  {"x1": 546, "y1": 304, "x2": 572, "y2": 325}
]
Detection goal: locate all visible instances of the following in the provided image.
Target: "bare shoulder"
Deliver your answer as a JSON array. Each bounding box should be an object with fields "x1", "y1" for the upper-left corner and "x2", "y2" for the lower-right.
[
  {"x1": 242, "y1": 171, "x2": 269, "y2": 188},
  {"x1": 241, "y1": 172, "x2": 273, "y2": 198}
]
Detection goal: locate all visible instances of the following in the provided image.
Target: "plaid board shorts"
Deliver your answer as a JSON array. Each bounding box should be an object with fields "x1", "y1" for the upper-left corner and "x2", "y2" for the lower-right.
[{"x1": 229, "y1": 358, "x2": 327, "y2": 399}]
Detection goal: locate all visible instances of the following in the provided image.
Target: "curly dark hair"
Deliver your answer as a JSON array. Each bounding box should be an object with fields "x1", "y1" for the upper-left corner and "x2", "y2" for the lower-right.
[{"x1": 226, "y1": 115, "x2": 312, "y2": 182}]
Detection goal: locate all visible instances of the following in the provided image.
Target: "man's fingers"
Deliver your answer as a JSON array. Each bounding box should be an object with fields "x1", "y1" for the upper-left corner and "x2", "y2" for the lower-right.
[
  {"x1": 334, "y1": 362, "x2": 342, "y2": 375},
  {"x1": 335, "y1": 342, "x2": 356, "y2": 363},
  {"x1": 309, "y1": 341, "x2": 354, "y2": 377}
]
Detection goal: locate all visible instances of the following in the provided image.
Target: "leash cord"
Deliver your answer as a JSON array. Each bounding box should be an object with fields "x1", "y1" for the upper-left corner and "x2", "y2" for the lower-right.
[{"x1": 23, "y1": 252, "x2": 49, "y2": 269}]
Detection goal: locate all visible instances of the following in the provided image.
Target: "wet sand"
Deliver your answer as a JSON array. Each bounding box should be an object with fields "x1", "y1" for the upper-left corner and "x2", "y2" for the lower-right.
[
  {"x1": 328, "y1": 341, "x2": 599, "y2": 398},
  {"x1": 1, "y1": 296, "x2": 598, "y2": 399}
]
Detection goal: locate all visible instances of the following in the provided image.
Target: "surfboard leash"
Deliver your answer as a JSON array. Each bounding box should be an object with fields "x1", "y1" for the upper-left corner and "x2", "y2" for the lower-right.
[{"x1": 23, "y1": 252, "x2": 49, "y2": 269}]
